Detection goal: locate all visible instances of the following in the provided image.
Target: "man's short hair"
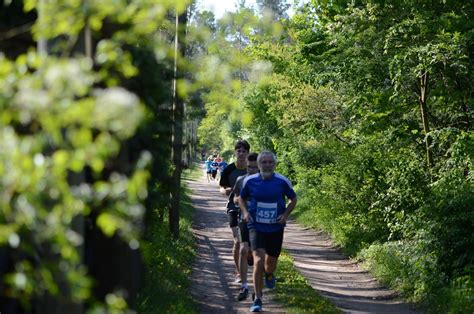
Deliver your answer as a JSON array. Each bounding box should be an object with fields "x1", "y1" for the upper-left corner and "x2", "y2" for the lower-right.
[
  {"x1": 247, "y1": 152, "x2": 258, "y2": 162},
  {"x1": 257, "y1": 150, "x2": 277, "y2": 165},
  {"x1": 235, "y1": 139, "x2": 250, "y2": 151}
]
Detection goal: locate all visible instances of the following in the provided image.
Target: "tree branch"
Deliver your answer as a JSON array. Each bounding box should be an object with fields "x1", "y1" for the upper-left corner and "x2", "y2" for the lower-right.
[{"x1": 0, "y1": 23, "x2": 34, "y2": 41}]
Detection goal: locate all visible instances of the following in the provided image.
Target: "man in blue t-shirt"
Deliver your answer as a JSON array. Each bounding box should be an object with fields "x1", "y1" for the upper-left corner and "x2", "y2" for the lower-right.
[
  {"x1": 204, "y1": 156, "x2": 213, "y2": 182},
  {"x1": 239, "y1": 151, "x2": 297, "y2": 313},
  {"x1": 218, "y1": 159, "x2": 228, "y2": 181},
  {"x1": 210, "y1": 158, "x2": 219, "y2": 180}
]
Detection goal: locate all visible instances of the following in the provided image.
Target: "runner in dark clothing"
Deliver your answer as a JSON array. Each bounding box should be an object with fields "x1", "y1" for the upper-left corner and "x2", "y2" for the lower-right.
[
  {"x1": 219, "y1": 139, "x2": 250, "y2": 283},
  {"x1": 232, "y1": 152, "x2": 259, "y2": 301}
]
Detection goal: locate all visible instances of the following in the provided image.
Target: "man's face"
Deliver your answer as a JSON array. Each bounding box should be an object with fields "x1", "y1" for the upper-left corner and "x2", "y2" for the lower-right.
[
  {"x1": 247, "y1": 160, "x2": 259, "y2": 175},
  {"x1": 258, "y1": 154, "x2": 275, "y2": 179},
  {"x1": 235, "y1": 147, "x2": 249, "y2": 164}
]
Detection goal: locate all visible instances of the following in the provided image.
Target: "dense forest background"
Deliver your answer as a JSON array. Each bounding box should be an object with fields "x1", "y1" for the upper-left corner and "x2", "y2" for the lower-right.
[
  {"x1": 197, "y1": 0, "x2": 473, "y2": 312},
  {"x1": 0, "y1": 0, "x2": 472, "y2": 313}
]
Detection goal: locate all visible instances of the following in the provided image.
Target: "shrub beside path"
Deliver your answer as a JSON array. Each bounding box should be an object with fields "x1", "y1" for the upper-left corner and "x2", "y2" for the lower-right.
[{"x1": 188, "y1": 170, "x2": 419, "y2": 313}]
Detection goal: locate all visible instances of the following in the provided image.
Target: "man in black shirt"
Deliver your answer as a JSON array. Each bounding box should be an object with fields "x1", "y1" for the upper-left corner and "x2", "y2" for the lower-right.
[{"x1": 219, "y1": 139, "x2": 250, "y2": 283}]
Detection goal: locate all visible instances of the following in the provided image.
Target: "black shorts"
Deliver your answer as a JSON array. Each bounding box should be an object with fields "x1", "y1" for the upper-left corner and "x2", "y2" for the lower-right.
[
  {"x1": 206, "y1": 169, "x2": 212, "y2": 174},
  {"x1": 249, "y1": 228, "x2": 284, "y2": 258},
  {"x1": 228, "y1": 210, "x2": 239, "y2": 228},
  {"x1": 211, "y1": 170, "x2": 217, "y2": 178},
  {"x1": 238, "y1": 221, "x2": 250, "y2": 243}
]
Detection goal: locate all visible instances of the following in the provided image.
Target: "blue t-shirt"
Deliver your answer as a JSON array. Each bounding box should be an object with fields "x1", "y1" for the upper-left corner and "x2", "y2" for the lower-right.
[
  {"x1": 218, "y1": 161, "x2": 227, "y2": 171},
  {"x1": 240, "y1": 173, "x2": 296, "y2": 233},
  {"x1": 205, "y1": 160, "x2": 212, "y2": 172}
]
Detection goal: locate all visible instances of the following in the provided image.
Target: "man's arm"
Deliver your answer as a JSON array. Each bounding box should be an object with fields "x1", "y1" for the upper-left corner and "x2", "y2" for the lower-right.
[
  {"x1": 220, "y1": 186, "x2": 232, "y2": 196},
  {"x1": 277, "y1": 196, "x2": 297, "y2": 225},
  {"x1": 232, "y1": 187, "x2": 241, "y2": 204},
  {"x1": 238, "y1": 196, "x2": 252, "y2": 222},
  {"x1": 219, "y1": 166, "x2": 232, "y2": 195}
]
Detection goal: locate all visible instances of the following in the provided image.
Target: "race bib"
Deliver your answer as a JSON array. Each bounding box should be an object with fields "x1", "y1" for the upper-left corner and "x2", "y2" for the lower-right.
[{"x1": 256, "y1": 202, "x2": 278, "y2": 224}]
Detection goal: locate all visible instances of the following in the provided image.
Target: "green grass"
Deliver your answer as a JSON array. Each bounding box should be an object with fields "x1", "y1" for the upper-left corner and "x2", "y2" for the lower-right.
[
  {"x1": 272, "y1": 252, "x2": 340, "y2": 313},
  {"x1": 136, "y1": 165, "x2": 200, "y2": 313},
  {"x1": 359, "y1": 241, "x2": 474, "y2": 313},
  {"x1": 429, "y1": 274, "x2": 474, "y2": 314},
  {"x1": 182, "y1": 162, "x2": 206, "y2": 182}
]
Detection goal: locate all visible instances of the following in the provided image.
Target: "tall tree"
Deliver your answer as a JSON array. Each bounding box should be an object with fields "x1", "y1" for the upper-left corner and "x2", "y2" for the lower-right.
[
  {"x1": 170, "y1": 5, "x2": 189, "y2": 238},
  {"x1": 256, "y1": 0, "x2": 290, "y2": 20}
]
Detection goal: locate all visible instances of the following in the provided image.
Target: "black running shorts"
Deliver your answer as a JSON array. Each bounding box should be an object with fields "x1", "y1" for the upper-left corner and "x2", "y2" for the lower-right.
[
  {"x1": 249, "y1": 228, "x2": 284, "y2": 258},
  {"x1": 228, "y1": 210, "x2": 239, "y2": 228},
  {"x1": 238, "y1": 221, "x2": 250, "y2": 243}
]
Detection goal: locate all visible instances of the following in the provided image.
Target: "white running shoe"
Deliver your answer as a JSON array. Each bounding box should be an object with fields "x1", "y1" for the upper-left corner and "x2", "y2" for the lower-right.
[{"x1": 234, "y1": 273, "x2": 241, "y2": 283}]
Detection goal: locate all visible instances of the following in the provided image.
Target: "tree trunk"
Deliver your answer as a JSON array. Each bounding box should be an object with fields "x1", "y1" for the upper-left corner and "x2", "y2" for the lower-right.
[
  {"x1": 418, "y1": 71, "x2": 433, "y2": 167},
  {"x1": 170, "y1": 7, "x2": 188, "y2": 239}
]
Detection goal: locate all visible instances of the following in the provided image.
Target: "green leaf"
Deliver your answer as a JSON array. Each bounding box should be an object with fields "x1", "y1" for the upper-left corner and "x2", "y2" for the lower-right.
[{"x1": 96, "y1": 213, "x2": 120, "y2": 237}]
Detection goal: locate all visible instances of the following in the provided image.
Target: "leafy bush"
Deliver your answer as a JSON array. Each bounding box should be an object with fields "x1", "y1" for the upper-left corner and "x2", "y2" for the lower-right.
[
  {"x1": 0, "y1": 53, "x2": 149, "y2": 308},
  {"x1": 359, "y1": 240, "x2": 443, "y2": 302},
  {"x1": 433, "y1": 274, "x2": 474, "y2": 313}
]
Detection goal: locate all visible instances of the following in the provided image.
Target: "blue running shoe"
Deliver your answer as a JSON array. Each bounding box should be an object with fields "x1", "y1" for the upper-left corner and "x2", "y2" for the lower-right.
[
  {"x1": 265, "y1": 272, "x2": 276, "y2": 289},
  {"x1": 250, "y1": 298, "x2": 262, "y2": 312}
]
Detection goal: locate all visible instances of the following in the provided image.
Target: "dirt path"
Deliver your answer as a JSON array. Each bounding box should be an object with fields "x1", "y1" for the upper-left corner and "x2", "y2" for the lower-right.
[
  {"x1": 188, "y1": 170, "x2": 419, "y2": 313},
  {"x1": 284, "y1": 224, "x2": 418, "y2": 313},
  {"x1": 188, "y1": 174, "x2": 285, "y2": 313}
]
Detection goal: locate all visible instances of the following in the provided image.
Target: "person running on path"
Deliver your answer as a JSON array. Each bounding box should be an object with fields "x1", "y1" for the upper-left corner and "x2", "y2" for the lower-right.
[
  {"x1": 217, "y1": 157, "x2": 228, "y2": 182},
  {"x1": 219, "y1": 139, "x2": 250, "y2": 283},
  {"x1": 214, "y1": 154, "x2": 223, "y2": 181},
  {"x1": 239, "y1": 151, "x2": 297, "y2": 312},
  {"x1": 210, "y1": 156, "x2": 219, "y2": 181},
  {"x1": 205, "y1": 156, "x2": 213, "y2": 182},
  {"x1": 231, "y1": 152, "x2": 259, "y2": 301}
]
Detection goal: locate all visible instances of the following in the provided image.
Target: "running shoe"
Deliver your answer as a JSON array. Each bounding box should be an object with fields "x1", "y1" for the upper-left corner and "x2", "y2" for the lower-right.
[
  {"x1": 264, "y1": 272, "x2": 276, "y2": 289},
  {"x1": 234, "y1": 273, "x2": 241, "y2": 283},
  {"x1": 237, "y1": 287, "x2": 249, "y2": 301},
  {"x1": 249, "y1": 297, "x2": 262, "y2": 312},
  {"x1": 247, "y1": 253, "x2": 254, "y2": 266}
]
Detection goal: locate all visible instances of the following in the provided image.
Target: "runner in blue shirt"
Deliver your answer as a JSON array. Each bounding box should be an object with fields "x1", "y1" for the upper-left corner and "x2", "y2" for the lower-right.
[
  {"x1": 217, "y1": 159, "x2": 228, "y2": 181},
  {"x1": 204, "y1": 156, "x2": 213, "y2": 182},
  {"x1": 239, "y1": 151, "x2": 297, "y2": 312},
  {"x1": 210, "y1": 158, "x2": 219, "y2": 181}
]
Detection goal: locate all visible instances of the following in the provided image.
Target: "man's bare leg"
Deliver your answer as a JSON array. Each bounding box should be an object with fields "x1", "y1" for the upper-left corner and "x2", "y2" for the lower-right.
[
  {"x1": 231, "y1": 227, "x2": 241, "y2": 281},
  {"x1": 239, "y1": 242, "x2": 250, "y2": 284},
  {"x1": 253, "y1": 249, "x2": 265, "y2": 298}
]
